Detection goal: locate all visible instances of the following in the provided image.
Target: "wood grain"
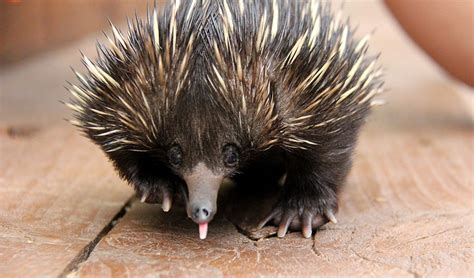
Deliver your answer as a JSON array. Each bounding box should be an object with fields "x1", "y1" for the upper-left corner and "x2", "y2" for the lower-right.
[
  {"x1": 0, "y1": 126, "x2": 133, "y2": 277},
  {"x1": 0, "y1": 0, "x2": 472, "y2": 277}
]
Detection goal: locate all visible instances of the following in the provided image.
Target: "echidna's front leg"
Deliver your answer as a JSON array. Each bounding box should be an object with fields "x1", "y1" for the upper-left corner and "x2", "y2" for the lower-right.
[
  {"x1": 258, "y1": 160, "x2": 342, "y2": 238},
  {"x1": 136, "y1": 178, "x2": 177, "y2": 212}
]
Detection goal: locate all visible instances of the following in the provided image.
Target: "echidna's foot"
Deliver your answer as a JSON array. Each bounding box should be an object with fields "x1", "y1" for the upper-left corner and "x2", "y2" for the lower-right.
[
  {"x1": 137, "y1": 182, "x2": 175, "y2": 212},
  {"x1": 257, "y1": 199, "x2": 337, "y2": 238}
]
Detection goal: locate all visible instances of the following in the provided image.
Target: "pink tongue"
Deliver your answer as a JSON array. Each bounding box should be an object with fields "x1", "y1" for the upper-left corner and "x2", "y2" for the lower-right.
[{"x1": 199, "y1": 223, "x2": 208, "y2": 239}]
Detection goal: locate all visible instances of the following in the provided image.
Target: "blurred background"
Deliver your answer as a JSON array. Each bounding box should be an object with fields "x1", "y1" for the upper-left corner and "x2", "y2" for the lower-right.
[
  {"x1": 0, "y1": 0, "x2": 472, "y2": 127},
  {"x1": 0, "y1": 0, "x2": 152, "y2": 64},
  {"x1": 0, "y1": 0, "x2": 154, "y2": 125}
]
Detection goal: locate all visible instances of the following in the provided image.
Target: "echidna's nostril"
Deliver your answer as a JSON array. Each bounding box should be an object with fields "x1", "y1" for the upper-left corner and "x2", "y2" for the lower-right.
[
  {"x1": 192, "y1": 208, "x2": 200, "y2": 219},
  {"x1": 191, "y1": 206, "x2": 212, "y2": 223}
]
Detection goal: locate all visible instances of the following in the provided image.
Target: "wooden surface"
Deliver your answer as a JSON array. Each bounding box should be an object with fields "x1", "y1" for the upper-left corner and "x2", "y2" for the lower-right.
[
  {"x1": 0, "y1": 127, "x2": 133, "y2": 277},
  {"x1": 0, "y1": 1, "x2": 473, "y2": 277}
]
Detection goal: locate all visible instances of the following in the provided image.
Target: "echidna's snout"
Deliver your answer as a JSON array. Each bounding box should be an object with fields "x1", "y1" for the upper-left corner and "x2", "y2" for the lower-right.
[
  {"x1": 189, "y1": 202, "x2": 214, "y2": 223},
  {"x1": 183, "y1": 163, "x2": 223, "y2": 238}
]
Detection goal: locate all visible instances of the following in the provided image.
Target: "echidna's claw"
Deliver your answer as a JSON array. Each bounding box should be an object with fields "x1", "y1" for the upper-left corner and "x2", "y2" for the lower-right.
[
  {"x1": 301, "y1": 211, "x2": 327, "y2": 238},
  {"x1": 140, "y1": 189, "x2": 150, "y2": 203},
  {"x1": 162, "y1": 190, "x2": 172, "y2": 212},
  {"x1": 257, "y1": 209, "x2": 279, "y2": 229},
  {"x1": 324, "y1": 209, "x2": 338, "y2": 224},
  {"x1": 258, "y1": 202, "x2": 335, "y2": 238},
  {"x1": 301, "y1": 211, "x2": 313, "y2": 238},
  {"x1": 277, "y1": 210, "x2": 297, "y2": 238},
  {"x1": 137, "y1": 182, "x2": 175, "y2": 212}
]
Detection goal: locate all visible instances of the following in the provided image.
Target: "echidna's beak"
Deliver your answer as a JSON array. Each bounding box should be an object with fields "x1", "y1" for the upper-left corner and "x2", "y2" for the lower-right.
[{"x1": 183, "y1": 163, "x2": 223, "y2": 239}]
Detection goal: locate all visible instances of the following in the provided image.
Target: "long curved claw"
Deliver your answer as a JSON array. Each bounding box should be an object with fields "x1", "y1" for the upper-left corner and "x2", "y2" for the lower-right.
[
  {"x1": 257, "y1": 201, "x2": 337, "y2": 239},
  {"x1": 258, "y1": 209, "x2": 280, "y2": 229},
  {"x1": 162, "y1": 189, "x2": 173, "y2": 212},
  {"x1": 140, "y1": 189, "x2": 149, "y2": 203},
  {"x1": 324, "y1": 209, "x2": 338, "y2": 224},
  {"x1": 277, "y1": 210, "x2": 297, "y2": 238},
  {"x1": 301, "y1": 211, "x2": 313, "y2": 238}
]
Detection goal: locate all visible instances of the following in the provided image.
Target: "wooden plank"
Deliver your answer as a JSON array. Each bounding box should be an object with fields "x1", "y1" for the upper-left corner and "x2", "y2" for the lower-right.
[
  {"x1": 72, "y1": 126, "x2": 472, "y2": 276},
  {"x1": 0, "y1": 125, "x2": 133, "y2": 277},
  {"x1": 1, "y1": 14, "x2": 137, "y2": 276},
  {"x1": 72, "y1": 0, "x2": 473, "y2": 277},
  {"x1": 1, "y1": 7, "x2": 154, "y2": 276}
]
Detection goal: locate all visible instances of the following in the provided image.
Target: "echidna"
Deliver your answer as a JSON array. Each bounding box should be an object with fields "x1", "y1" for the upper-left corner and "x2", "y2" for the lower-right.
[{"x1": 66, "y1": 0, "x2": 383, "y2": 239}]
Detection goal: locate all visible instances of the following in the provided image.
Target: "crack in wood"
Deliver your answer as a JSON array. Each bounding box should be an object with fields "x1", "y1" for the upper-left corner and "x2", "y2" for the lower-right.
[
  {"x1": 393, "y1": 226, "x2": 463, "y2": 248},
  {"x1": 311, "y1": 239, "x2": 323, "y2": 257},
  {"x1": 59, "y1": 196, "x2": 135, "y2": 278},
  {"x1": 311, "y1": 236, "x2": 333, "y2": 264},
  {"x1": 350, "y1": 248, "x2": 421, "y2": 277}
]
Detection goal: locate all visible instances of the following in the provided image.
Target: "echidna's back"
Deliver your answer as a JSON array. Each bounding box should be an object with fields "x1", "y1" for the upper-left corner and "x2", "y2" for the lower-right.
[
  {"x1": 205, "y1": 0, "x2": 383, "y2": 151},
  {"x1": 67, "y1": 0, "x2": 382, "y2": 154}
]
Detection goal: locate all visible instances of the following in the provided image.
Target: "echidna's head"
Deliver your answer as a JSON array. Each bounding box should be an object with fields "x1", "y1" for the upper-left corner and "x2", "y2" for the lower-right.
[
  {"x1": 160, "y1": 90, "x2": 245, "y2": 226},
  {"x1": 67, "y1": 51, "x2": 256, "y2": 232},
  {"x1": 73, "y1": 77, "x2": 249, "y2": 230}
]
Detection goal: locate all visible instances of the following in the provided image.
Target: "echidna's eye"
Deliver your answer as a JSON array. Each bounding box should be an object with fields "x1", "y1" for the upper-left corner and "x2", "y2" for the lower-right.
[
  {"x1": 168, "y1": 145, "x2": 183, "y2": 167},
  {"x1": 223, "y1": 144, "x2": 239, "y2": 168}
]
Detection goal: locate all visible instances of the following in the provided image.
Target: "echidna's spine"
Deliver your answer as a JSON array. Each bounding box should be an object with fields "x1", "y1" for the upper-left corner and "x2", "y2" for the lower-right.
[
  {"x1": 67, "y1": 0, "x2": 383, "y2": 155},
  {"x1": 206, "y1": 0, "x2": 383, "y2": 152},
  {"x1": 67, "y1": 0, "x2": 208, "y2": 153}
]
